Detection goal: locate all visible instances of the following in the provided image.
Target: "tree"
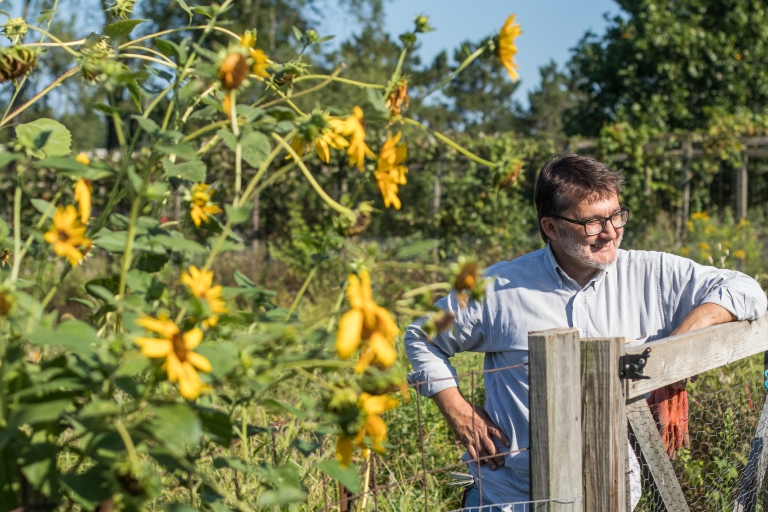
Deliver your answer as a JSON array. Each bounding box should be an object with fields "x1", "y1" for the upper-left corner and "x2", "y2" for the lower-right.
[{"x1": 565, "y1": 0, "x2": 768, "y2": 137}]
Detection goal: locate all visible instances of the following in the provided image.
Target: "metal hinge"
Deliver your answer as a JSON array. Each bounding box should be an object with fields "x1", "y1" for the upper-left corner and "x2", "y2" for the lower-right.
[{"x1": 619, "y1": 348, "x2": 651, "y2": 380}]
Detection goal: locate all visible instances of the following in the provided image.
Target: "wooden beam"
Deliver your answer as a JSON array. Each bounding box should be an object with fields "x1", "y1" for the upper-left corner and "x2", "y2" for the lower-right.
[
  {"x1": 581, "y1": 337, "x2": 626, "y2": 512},
  {"x1": 627, "y1": 399, "x2": 690, "y2": 511},
  {"x1": 529, "y1": 328, "x2": 583, "y2": 511},
  {"x1": 625, "y1": 318, "x2": 768, "y2": 400}
]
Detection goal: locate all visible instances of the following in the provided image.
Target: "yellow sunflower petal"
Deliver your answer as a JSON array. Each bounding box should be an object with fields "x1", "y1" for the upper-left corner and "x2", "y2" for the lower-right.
[
  {"x1": 134, "y1": 338, "x2": 172, "y2": 358},
  {"x1": 186, "y1": 351, "x2": 213, "y2": 373},
  {"x1": 370, "y1": 331, "x2": 397, "y2": 369},
  {"x1": 336, "y1": 309, "x2": 363, "y2": 359},
  {"x1": 183, "y1": 328, "x2": 204, "y2": 350}
]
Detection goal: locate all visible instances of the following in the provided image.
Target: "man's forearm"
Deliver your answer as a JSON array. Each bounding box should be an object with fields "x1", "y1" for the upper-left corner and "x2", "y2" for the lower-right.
[{"x1": 671, "y1": 302, "x2": 736, "y2": 336}]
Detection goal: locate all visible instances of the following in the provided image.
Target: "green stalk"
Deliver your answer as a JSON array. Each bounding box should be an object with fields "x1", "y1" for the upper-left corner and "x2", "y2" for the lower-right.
[
  {"x1": 403, "y1": 117, "x2": 497, "y2": 167},
  {"x1": 10, "y1": 185, "x2": 21, "y2": 283},
  {"x1": 417, "y1": 46, "x2": 485, "y2": 101},
  {"x1": 284, "y1": 266, "x2": 318, "y2": 321},
  {"x1": 182, "y1": 120, "x2": 230, "y2": 143},
  {"x1": 0, "y1": 67, "x2": 79, "y2": 128},
  {"x1": 114, "y1": 421, "x2": 138, "y2": 462},
  {"x1": 382, "y1": 46, "x2": 409, "y2": 100},
  {"x1": 118, "y1": 195, "x2": 142, "y2": 298},
  {"x1": 291, "y1": 75, "x2": 385, "y2": 89},
  {"x1": 25, "y1": 26, "x2": 81, "y2": 57},
  {"x1": 228, "y1": 90, "x2": 243, "y2": 203},
  {"x1": 272, "y1": 133, "x2": 356, "y2": 220},
  {"x1": 258, "y1": 65, "x2": 345, "y2": 110}
]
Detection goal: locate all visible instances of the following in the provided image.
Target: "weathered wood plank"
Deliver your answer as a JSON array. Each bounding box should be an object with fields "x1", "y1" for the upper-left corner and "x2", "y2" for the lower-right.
[
  {"x1": 581, "y1": 337, "x2": 626, "y2": 512},
  {"x1": 627, "y1": 399, "x2": 690, "y2": 512},
  {"x1": 529, "y1": 328, "x2": 583, "y2": 511},
  {"x1": 734, "y1": 395, "x2": 768, "y2": 512},
  {"x1": 626, "y1": 317, "x2": 768, "y2": 400}
]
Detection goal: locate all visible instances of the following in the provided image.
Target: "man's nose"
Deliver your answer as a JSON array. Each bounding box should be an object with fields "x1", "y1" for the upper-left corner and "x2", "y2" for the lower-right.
[{"x1": 600, "y1": 220, "x2": 620, "y2": 238}]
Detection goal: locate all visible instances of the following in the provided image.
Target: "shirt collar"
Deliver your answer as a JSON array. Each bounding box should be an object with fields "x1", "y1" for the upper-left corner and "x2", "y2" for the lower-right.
[{"x1": 544, "y1": 243, "x2": 613, "y2": 290}]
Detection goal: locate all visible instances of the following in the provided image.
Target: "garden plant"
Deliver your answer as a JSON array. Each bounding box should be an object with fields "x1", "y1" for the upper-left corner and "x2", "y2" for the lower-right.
[{"x1": 0, "y1": 1, "x2": 524, "y2": 510}]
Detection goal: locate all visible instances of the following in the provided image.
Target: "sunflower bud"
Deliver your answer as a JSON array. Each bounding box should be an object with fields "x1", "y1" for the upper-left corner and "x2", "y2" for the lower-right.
[
  {"x1": 414, "y1": 15, "x2": 434, "y2": 33},
  {"x1": 4, "y1": 18, "x2": 28, "y2": 40},
  {"x1": 305, "y1": 29, "x2": 320, "y2": 44},
  {"x1": 219, "y1": 52, "x2": 248, "y2": 90},
  {"x1": 0, "y1": 46, "x2": 37, "y2": 82},
  {"x1": 0, "y1": 290, "x2": 13, "y2": 316}
]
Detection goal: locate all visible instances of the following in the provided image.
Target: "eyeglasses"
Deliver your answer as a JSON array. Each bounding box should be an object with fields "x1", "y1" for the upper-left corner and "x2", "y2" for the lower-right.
[{"x1": 551, "y1": 207, "x2": 630, "y2": 236}]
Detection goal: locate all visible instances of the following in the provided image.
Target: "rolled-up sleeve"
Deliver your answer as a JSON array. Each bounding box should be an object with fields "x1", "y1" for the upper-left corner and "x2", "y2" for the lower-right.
[
  {"x1": 660, "y1": 252, "x2": 767, "y2": 327},
  {"x1": 404, "y1": 290, "x2": 487, "y2": 398}
]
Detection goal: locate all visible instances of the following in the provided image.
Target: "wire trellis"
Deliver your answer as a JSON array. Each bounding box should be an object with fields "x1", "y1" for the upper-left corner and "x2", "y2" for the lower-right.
[
  {"x1": 628, "y1": 379, "x2": 768, "y2": 512},
  {"x1": 302, "y1": 362, "x2": 768, "y2": 511}
]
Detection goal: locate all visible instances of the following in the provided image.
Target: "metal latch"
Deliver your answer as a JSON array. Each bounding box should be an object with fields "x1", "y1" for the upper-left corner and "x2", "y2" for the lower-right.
[{"x1": 619, "y1": 348, "x2": 651, "y2": 380}]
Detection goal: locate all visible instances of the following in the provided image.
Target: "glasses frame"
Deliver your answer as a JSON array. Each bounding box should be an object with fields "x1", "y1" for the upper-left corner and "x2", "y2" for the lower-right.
[{"x1": 551, "y1": 206, "x2": 630, "y2": 236}]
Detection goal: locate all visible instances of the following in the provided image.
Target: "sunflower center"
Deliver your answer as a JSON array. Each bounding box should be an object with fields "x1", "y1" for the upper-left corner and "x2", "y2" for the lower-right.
[
  {"x1": 171, "y1": 332, "x2": 187, "y2": 362},
  {"x1": 58, "y1": 230, "x2": 69, "y2": 242}
]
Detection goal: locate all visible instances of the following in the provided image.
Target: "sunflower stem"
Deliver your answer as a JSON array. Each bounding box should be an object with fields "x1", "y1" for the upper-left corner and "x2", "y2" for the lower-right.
[
  {"x1": 272, "y1": 133, "x2": 356, "y2": 221},
  {"x1": 403, "y1": 117, "x2": 497, "y2": 167},
  {"x1": 382, "y1": 47, "x2": 409, "y2": 100},
  {"x1": 356, "y1": 448, "x2": 372, "y2": 512},
  {"x1": 257, "y1": 64, "x2": 345, "y2": 110},
  {"x1": 118, "y1": 194, "x2": 142, "y2": 299},
  {"x1": 290, "y1": 75, "x2": 384, "y2": 89},
  {"x1": 416, "y1": 46, "x2": 485, "y2": 101},
  {"x1": 285, "y1": 265, "x2": 318, "y2": 321},
  {"x1": 0, "y1": 67, "x2": 79, "y2": 128},
  {"x1": 114, "y1": 421, "x2": 138, "y2": 463},
  {"x1": 10, "y1": 183, "x2": 21, "y2": 283}
]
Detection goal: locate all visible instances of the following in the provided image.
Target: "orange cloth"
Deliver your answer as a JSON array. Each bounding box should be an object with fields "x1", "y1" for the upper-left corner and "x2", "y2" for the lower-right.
[{"x1": 647, "y1": 385, "x2": 690, "y2": 460}]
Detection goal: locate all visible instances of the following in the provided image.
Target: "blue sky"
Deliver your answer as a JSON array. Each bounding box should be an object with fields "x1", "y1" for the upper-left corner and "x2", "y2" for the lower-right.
[{"x1": 319, "y1": 0, "x2": 620, "y2": 106}]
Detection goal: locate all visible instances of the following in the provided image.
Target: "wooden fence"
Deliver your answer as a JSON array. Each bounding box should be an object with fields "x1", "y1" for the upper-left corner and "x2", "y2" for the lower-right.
[{"x1": 529, "y1": 316, "x2": 768, "y2": 512}]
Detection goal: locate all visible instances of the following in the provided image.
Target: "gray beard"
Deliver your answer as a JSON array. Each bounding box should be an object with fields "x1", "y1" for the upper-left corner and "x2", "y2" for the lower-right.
[{"x1": 559, "y1": 225, "x2": 622, "y2": 271}]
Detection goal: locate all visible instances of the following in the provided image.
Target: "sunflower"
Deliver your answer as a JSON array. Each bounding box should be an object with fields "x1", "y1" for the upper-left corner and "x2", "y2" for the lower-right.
[
  {"x1": 74, "y1": 179, "x2": 92, "y2": 225},
  {"x1": 336, "y1": 270, "x2": 398, "y2": 374},
  {"x1": 240, "y1": 31, "x2": 270, "y2": 79},
  {"x1": 134, "y1": 316, "x2": 212, "y2": 400},
  {"x1": 374, "y1": 132, "x2": 408, "y2": 210},
  {"x1": 188, "y1": 183, "x2": 222, "y2": 227},
  {"x1": 181, "y1": 265, "x2": 228, "y2": 328},
  {"x1": 497, "y1": 14, "x2": 521, "y2": 81},
  {"x1": 288, "y1": 126, "x2": 349, "y2": 163},
  {"x1": 355, "y1": 393, "x2": 399, "y2": 452},
  {"x1": 218, "y1": 52, "x2": 248, "y2": 90},
  {"x1": 43, "y1": 205, "x2": 91, "y2": 266},
  {"x1": 330, "y1": 106, "x2": 373, "y2": 172}
]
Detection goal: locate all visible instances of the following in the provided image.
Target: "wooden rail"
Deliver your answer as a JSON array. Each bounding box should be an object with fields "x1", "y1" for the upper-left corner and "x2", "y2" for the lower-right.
[
  {"x1": 530, "y1": 317, "x2": 768, "y2": 512},
  {"x1": 624, "y1": 316, "x2": 768, "y2": 400}
]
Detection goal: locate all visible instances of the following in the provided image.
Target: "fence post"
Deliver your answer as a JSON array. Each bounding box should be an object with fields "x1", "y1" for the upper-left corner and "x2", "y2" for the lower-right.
[
  {"x1": 529, "y1": 328, "x2": 583, "y2": 511},
  {"x1": 737, "y1": 152, "x2": 748, "y2": 220},
  {"x1": 581, "y1": 337, "x2": 627, "y2": 512}
]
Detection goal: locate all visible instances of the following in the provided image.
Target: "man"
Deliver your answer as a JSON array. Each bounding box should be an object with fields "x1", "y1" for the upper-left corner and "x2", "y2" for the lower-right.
[{"x1": 404, "y1": 155, "x2": 767, "y2": 509}]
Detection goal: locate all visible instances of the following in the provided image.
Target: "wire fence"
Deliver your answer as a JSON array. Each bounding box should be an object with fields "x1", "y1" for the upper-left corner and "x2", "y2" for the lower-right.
[
  {"x1": 298, "y1": 361, "x2": 768, "y2": 511},
  {"x1": 628, "y1": 378, "x2": 768, "y2": 511}
]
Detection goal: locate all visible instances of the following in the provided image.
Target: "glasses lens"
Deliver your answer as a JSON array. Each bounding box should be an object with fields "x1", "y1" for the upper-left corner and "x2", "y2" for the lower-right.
[
  {"x1": 612, "y1": 209, "x2": 629, "y2": 228},
  {"x1": 585, "y1": 219, "x2": 604, "y2": 236}
]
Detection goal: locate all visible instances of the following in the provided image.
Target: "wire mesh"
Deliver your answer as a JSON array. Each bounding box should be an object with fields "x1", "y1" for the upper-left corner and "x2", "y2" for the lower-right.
[
  {"x1": 300, "y1": 363, "x2": 577, "y2": 511},
  {"x1": 446, "y1": 496, "x2": 583, "y2": 512},
  {"x1": 628, "y1": 378, "x2": 768, "y2": 512}
]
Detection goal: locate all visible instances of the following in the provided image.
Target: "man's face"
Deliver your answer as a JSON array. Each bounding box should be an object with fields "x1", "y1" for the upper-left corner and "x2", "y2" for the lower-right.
[{"x1": 554, "y1": 193, "x2": 624, "y2": 271}]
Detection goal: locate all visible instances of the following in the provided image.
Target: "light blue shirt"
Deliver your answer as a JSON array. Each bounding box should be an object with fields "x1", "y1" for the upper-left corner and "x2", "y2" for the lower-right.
[{"x1": 404, "y1": 245, "x2": 767, "y2": 505}]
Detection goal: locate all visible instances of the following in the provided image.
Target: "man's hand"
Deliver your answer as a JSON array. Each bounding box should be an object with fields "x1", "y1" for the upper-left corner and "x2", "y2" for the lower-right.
[{"x1": 432, "y1": 387, "x2": 511, "y2": 471}]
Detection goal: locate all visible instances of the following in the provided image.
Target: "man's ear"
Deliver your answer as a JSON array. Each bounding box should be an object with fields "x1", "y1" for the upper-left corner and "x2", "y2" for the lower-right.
[{"x1": 541, "y1": 217, "x2": 559, "y2": 241}]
